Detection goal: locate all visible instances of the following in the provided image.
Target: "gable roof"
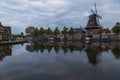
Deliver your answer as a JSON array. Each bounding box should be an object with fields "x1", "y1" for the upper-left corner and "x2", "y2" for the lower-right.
[{"x1": 74, "y1": 28, "x2": 86, "y2": 34}]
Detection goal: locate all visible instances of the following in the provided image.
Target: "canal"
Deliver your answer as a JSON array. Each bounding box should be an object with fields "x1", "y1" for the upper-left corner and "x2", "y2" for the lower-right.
[{"x1": 0, "y1": 42, "x2": 120, "y2": 80}]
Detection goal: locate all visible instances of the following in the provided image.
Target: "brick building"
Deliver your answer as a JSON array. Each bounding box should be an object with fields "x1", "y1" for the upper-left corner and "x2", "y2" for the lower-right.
[{"x1": 0, "y1": 22, "x2": 11, "y2": 41}]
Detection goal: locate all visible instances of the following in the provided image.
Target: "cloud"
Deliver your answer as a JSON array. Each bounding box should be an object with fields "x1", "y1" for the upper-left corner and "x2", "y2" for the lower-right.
[{"x1": 0, "y1": 0, "x2": 120, "y2": 33}]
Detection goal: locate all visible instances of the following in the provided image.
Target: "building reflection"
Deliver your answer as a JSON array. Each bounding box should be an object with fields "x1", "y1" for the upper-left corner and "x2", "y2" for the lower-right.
[
  {"x1": 0, "y1": 45, "x2": 12, "y2": 61},
  {"x1": 26, "y1": 42, "x2": 120, "y2": 65}
]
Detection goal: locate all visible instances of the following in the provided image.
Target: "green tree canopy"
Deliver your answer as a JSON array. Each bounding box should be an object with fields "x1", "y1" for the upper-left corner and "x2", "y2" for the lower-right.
[
  {"x1": 68, "y1": 27, "x2": 75, "y2": 35},
  {"x1": 39, "y1": 27, "x2": 45, "y2": 36},
  {"x1": 61, "y1": 26, "x2": 68, "y2": 35},
  {"x1": 46, "y1": 27, "x2": 52, "y2": 35},
  {"x1": 25, "y1": 26, "x2": 34, "y2": 35},
  {"x1": 32, "y1": 27, "x2": 39, "y2": 36},
  {"x1": 20, "y1": 32, "x2": 24, "y2": 37},
  {"x1": 112, "y1": 22, "x2": 120, "y2": 35},
  {"x1": 53, "y1": 27, "x2": 60, "y2": 35}
]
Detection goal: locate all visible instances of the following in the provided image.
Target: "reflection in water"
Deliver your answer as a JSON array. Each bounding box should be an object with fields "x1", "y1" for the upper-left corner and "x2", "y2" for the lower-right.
[
  {"x1": 0, "y1": 42, "x2": 120, "y2": 80},
  {"x1": 111, "y1": 46, "x2": 120, "y2": 59},
  {"x1": 85, "y1": 43, "x2": 102, "y2": 65},
  {"x1": 26, "y1": 42, "x2": 120, "y2": 65},
  {"x1": 0, "y1": 45, "x2": 12, "y2": 61},
  {"x1": 26, "y1": 42, "x2": 85, "y2": 54}
]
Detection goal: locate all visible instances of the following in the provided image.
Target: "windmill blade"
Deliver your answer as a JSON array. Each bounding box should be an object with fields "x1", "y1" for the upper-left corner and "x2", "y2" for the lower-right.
[
  {"x1": 96, "y1": 15, "x2": 102, "y2": 26},
  {"x1": 96, "y1": 17, "x2": 100, "y2": 26},
  {"x1": 94, "y1": 3, "x2": 102, "y2": 19},
  {"x1": 91, "y1": 9, "x2": 96, "y2": 14},
  {"x1": 97, "y1": 14, "x2": 102, "y2": 19},
  {"x1": 95, "y1": 3, "x2": 97, "y2": 14}
]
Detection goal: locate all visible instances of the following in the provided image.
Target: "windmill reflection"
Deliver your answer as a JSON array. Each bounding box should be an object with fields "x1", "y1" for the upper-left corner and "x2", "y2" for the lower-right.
[
  {"x1": 85, "y1": 42, "x2": 111, "y2": 65},
  {"x1": 26, "y1": 42, "x2": 120, "y2": 65},
  {"x1": 0, "y1": 45, "x2": 12, "y2": 61},
  {"x1": 85, "y1": 43, "x2": 102, "y2": 65}
]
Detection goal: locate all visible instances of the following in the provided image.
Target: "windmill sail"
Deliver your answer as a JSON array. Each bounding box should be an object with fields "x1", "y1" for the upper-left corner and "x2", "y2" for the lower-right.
[
  {"x1": 86, "y1": 3, "x2": 102, "y2": 28},
  {"x1": 95, "y1": 3, "x2": 101, "y2": 26}
]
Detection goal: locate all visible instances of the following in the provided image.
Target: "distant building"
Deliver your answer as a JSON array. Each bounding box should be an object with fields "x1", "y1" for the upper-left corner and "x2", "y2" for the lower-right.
[
  {"x1": 62, "y1": 27, "x2": 86, "y2": 41},
  {"x1": 0, "y1": 22, "x2": 11, "y2": 41},
  {"x1": 73, "y1": 27, "x2": 86, "y2": 40},
  {"x1": 92, "y1": 28, "x2": 111, "y2": 40}
]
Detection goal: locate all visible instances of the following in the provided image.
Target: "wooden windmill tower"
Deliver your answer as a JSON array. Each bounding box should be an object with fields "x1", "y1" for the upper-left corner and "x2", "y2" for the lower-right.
[{"x1": 85, "y1": 3, "x2": 102, "y2": 37}]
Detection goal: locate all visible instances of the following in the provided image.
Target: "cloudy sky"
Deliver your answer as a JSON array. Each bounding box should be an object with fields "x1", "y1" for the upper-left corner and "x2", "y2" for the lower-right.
[{"x1": 0, "y1": 0, "x2": 120, "y2": 33}]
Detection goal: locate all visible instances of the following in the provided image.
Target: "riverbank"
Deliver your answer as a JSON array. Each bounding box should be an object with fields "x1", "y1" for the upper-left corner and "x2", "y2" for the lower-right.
[{"x1": 0, "y1": 40, "x2": 27, "y2": 45}]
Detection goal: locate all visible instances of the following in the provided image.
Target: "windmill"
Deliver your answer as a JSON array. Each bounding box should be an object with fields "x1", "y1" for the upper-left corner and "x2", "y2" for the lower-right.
[
  {"x1": 84, "y1": 3, "x2": 102, "y2": 38},
  {"x1": 86, "y1": 3, "x2": 102, "y2": 27}
]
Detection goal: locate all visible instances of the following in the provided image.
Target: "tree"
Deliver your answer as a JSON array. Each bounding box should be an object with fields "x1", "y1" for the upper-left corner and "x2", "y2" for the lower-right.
[
  {"x1": 53, "y1": 27, "x2": 60, "y2": 35},
  {"x1": 46, "y1": 27, "x2": 52, "y2": 35},
  {"x1": 25, "y1": 26, "x2": 34, "y2": 35},
  {"x1": 39, "y1": 27, "x2": 45, "y2": 37},
  {"x1": 12, "y1": 33, "x2": 24, "y2": 39},
  {"x1": 32, "y1": 27, "x2": 39, "y2": 37},
  {"x1": 68, "y1": 27, "x2": 75, "y2": 40},
  {"x1": 61, "y1": 26, "x2": 68, "y2": 38},
  {"x1": 20, "y1": 32, "x2": 24, "y2": 38},
  {"x1": 112, "y1": 22, "x2": 120, "y2": 35}
]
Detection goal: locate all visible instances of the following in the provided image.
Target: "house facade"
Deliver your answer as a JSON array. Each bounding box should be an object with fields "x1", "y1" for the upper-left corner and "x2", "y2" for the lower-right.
[
  {"x1": 0, "y1": 22, "x2": 11, "y2": 41},
  {"x1": 92, "y1": 28, "x2": 111, "y2": 40},
  {"x1": 73, "y1": 28, "x2": 86, "y2": 40}
]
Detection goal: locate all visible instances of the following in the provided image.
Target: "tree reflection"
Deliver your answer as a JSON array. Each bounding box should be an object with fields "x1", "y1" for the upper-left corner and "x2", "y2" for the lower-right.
[
  {"x1": 46, "y1": 45, "x2": 52, "y2": 53},
  {"x1": 112, "y1": 47, "x2": 120, "y2": 59},
  {"x1": 54, "y1": 46, "x2": 60, "y2": 53},
  {"x1": 26, "y1": 44, "x2": 35, "y2": 52},
  {"x1": 61, "y1": 45, "x2": 68, "y2": 54},
  {"x1": 69, "y1": 45, "x2": 74, "y2": 53},
  {"x1": 26, "y1": 42, "x2": 85, "y2": 54},
  {"x1": 26, "y1": 42, "x2": 120, "y2": 65}
]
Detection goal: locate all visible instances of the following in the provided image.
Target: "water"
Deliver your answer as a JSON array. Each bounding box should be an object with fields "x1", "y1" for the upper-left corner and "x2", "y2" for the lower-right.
[{"x1": 0, "y1": 42, "x2": 120, "y2": 80}]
